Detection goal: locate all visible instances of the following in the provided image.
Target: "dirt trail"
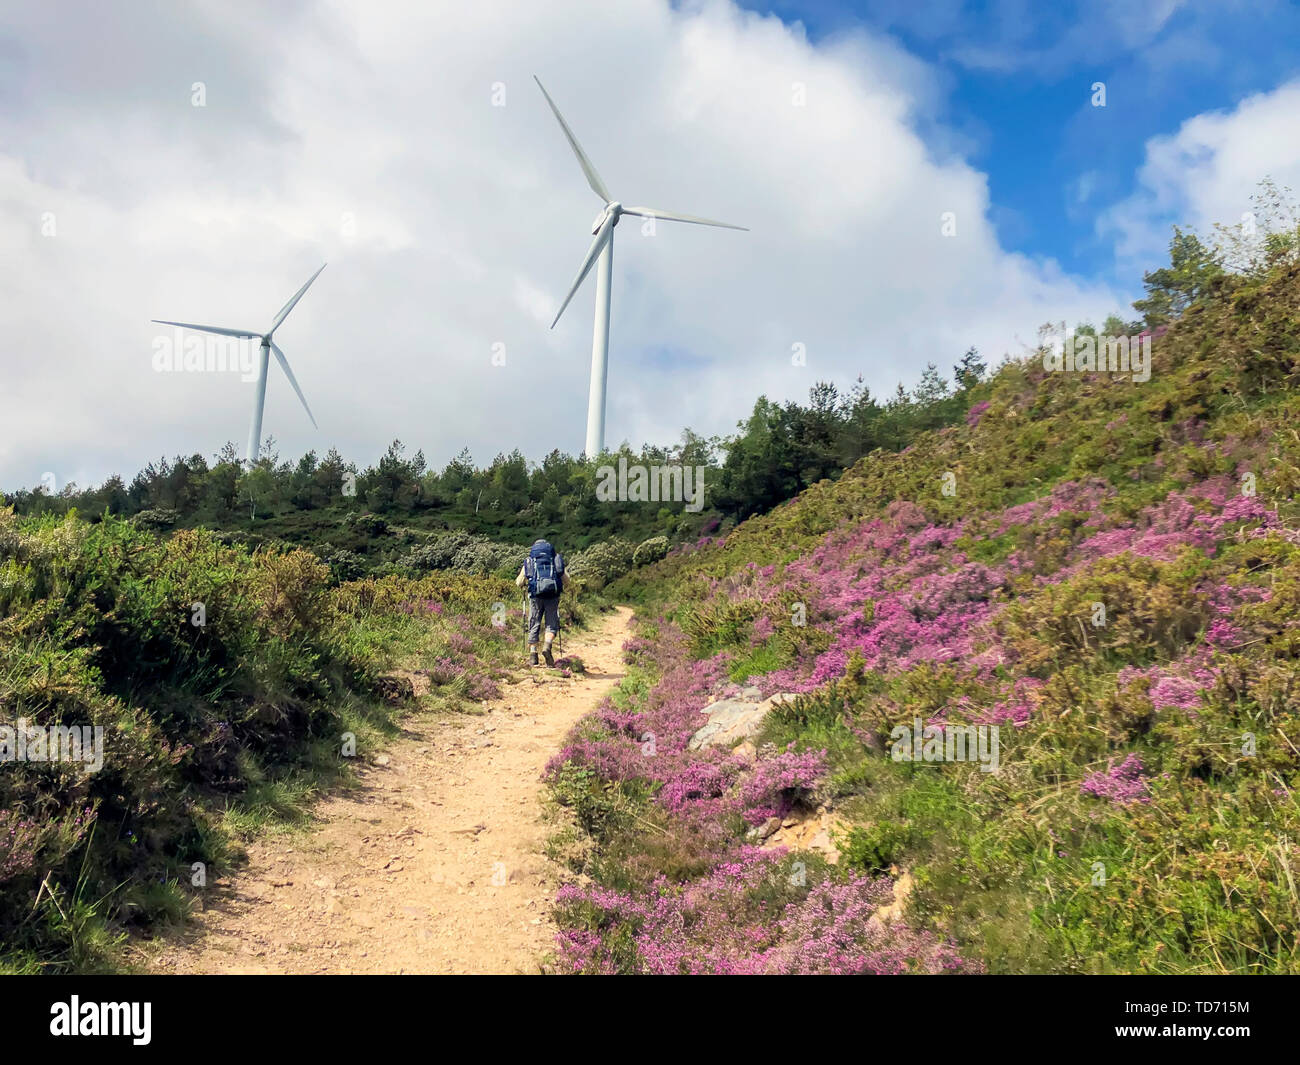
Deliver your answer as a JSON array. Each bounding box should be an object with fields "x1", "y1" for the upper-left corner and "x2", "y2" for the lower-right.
[{"x1": 143, "y1": 607, "x2": 632, "y2": 975}]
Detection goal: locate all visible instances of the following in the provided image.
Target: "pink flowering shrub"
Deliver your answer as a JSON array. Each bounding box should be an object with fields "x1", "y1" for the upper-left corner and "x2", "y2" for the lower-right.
[
  {"x1": 550, "y1": 264, "x2": 1300, "y2": 973},
  {"x1": 446, "y1": 631, "x2": 474, "y2": 655},
  {"x1": 464, "y1": 672, "x2": 501, "y2": 700},
  {"x1": 427, "y1": 656, "x2": 465, "y2": 685},
  {"x1": 547, "y1": 614, "x2": 979, "y2": 972},
  {"x1": 739, "y1": 746, "x2": 827, "y2": 824},
  {"x1": 975, "y1": 676, "x2": 1047, "y2": 726},
  {"x1": 561, "y1": 453, "x2": 1300, "y2": 973},
  {"x1": 0, "y1": 807, "x2": 97, "y2": 885},
  {"x1": 1080, "y1": 754, "x2": 1150, "y2": 804},
  {"x1": 555, "y1": 849, "x2": 979, "y2": 974}
]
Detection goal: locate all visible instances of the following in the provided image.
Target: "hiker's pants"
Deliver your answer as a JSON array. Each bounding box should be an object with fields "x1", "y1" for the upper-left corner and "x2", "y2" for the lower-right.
[{"x1": 528, "y1": 596, "x2": 560, "y2": 645}]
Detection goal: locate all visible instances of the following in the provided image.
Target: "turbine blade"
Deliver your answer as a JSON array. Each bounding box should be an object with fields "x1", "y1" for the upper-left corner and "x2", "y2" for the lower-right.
[
  {"x1": 268, "y1": 263, "x2": 327, "y2": 334},
  {"x1": 622, "y1": 206, "x2": 748, "y2": 231},
  {"x1": 269, "y1": 341, "x2": 318, "y2": 429},
  {"x1": 151, "y1": 320, "x2": 262, "y2": 339},
  {"x1": 551, "y1": 214, "x2": 615, "y2": 329},
  {"x1": 534, "y1": 76, "x2": 610, "y2": 203}
]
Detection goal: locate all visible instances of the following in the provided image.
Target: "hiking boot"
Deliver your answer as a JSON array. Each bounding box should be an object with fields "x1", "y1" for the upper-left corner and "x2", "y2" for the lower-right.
[
  {"x1": 543, "y1": 646, "x2": 555, "y2": 667},
  {"x1": 529, "y1": 651, "x2": 539, "y2": 666}
]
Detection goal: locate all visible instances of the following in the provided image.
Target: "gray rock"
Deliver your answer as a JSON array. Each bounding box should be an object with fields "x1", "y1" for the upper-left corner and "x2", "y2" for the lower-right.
[
  {"x1": 745, "y1": 816, "x2": 783, "y2": 842},
  {"x1": 688, "y1": 692, "x2": 800, "y2": 751}
]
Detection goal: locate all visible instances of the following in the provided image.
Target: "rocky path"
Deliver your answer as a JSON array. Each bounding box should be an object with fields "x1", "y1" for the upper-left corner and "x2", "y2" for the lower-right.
[{"x1": 141, "y1": 607, "x2": 633, "y2": 975}]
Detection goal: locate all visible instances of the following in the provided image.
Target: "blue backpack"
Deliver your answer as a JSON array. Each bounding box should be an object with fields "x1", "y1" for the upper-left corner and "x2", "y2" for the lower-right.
[{"x1": 525, "y1": 541, "x2": 564, "y2": 599}]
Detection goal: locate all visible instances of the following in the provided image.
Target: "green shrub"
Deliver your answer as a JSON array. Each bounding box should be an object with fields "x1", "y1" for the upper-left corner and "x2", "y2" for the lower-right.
[
  {"x1": 398, "y1": 529, "x2": 521, "y2": 579},
  {"x1": 128, "y1": 507, "x2": 180, "y2": 531},
  {"x1": 0, "y1": 509, "x2": 422, "y2": 971},
  {"x1": 569, "y1": 538, "x2": 635, "y2": 590},
  {"x1": 632, "y1": 536, "x2": 669, "y2": 568}
]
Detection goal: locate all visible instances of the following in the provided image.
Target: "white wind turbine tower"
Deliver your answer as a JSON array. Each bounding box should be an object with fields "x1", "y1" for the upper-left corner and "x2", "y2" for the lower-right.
[
  {"x1": 535, "y1": 76, "x2": 746, "y2": 459},
  {"x1": 153, "y1": 264, "x2": 326, "y2": 464}
]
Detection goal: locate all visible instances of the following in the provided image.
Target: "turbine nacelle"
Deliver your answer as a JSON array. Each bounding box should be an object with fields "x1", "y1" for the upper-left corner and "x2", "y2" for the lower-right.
[{"x1": 593, "y1": 202, "x2": 623, "y2": 233}]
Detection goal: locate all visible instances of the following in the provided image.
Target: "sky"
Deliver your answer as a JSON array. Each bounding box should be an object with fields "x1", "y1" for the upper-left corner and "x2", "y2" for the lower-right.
[{"x1": 2, "y1": 0, "x2": 1298, "y2": 492}]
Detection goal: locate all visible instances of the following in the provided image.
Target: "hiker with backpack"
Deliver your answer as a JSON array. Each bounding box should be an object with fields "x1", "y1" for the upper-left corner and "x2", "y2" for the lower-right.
[{"x1": 516, "y1": 538, "x2": 568, "y2": 667}]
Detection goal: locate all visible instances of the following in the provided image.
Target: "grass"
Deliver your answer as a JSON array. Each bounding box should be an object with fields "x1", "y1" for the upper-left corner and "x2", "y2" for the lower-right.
[{"x1": 0, "y1": 511, "x2": 525, "y2": 973}]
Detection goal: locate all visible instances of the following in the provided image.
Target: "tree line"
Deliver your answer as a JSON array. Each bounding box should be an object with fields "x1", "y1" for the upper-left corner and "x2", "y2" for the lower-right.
[
  {"x1": 14, "y1": 193, "x2": 1287, "y2": 546},
  {"x1": 3, "y1": 350, "x2": 994, "y2": 543}
]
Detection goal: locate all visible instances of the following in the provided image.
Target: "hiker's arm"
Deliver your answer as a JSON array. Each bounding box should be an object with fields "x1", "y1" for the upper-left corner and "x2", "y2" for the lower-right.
[{"x1": 515, "y1": 565, "x2": 527, "y2": 588}]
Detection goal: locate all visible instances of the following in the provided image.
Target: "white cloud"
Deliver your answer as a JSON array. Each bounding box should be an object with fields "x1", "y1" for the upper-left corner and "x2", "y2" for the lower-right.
[
  {"x1": 944, "y1": 0, "x2": 1190, "y2": 73},
  {"x1": 1102, "y1": 78, "x2": 1300, "y2": 270},
  {"x1": 0, "y1": 0, "x2": 1121, "y2": 490}
]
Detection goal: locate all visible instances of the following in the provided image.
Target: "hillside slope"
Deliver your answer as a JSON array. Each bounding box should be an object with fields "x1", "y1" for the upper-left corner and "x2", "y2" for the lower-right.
[
  {"x1": 546, "y1": 259, "x2": 1300, "y2": 974},
  {"x1": 0, "y1": 514, "x2": 520, "y2": 972}
]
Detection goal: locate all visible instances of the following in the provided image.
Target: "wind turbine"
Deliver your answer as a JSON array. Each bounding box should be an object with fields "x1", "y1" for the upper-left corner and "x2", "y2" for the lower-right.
[
  {"x1": 535, "y1": 76, "x2": 746, "y2": 459},
  {"x1": 153, "y1": 264, "x2": 326, "y2": 464}
]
